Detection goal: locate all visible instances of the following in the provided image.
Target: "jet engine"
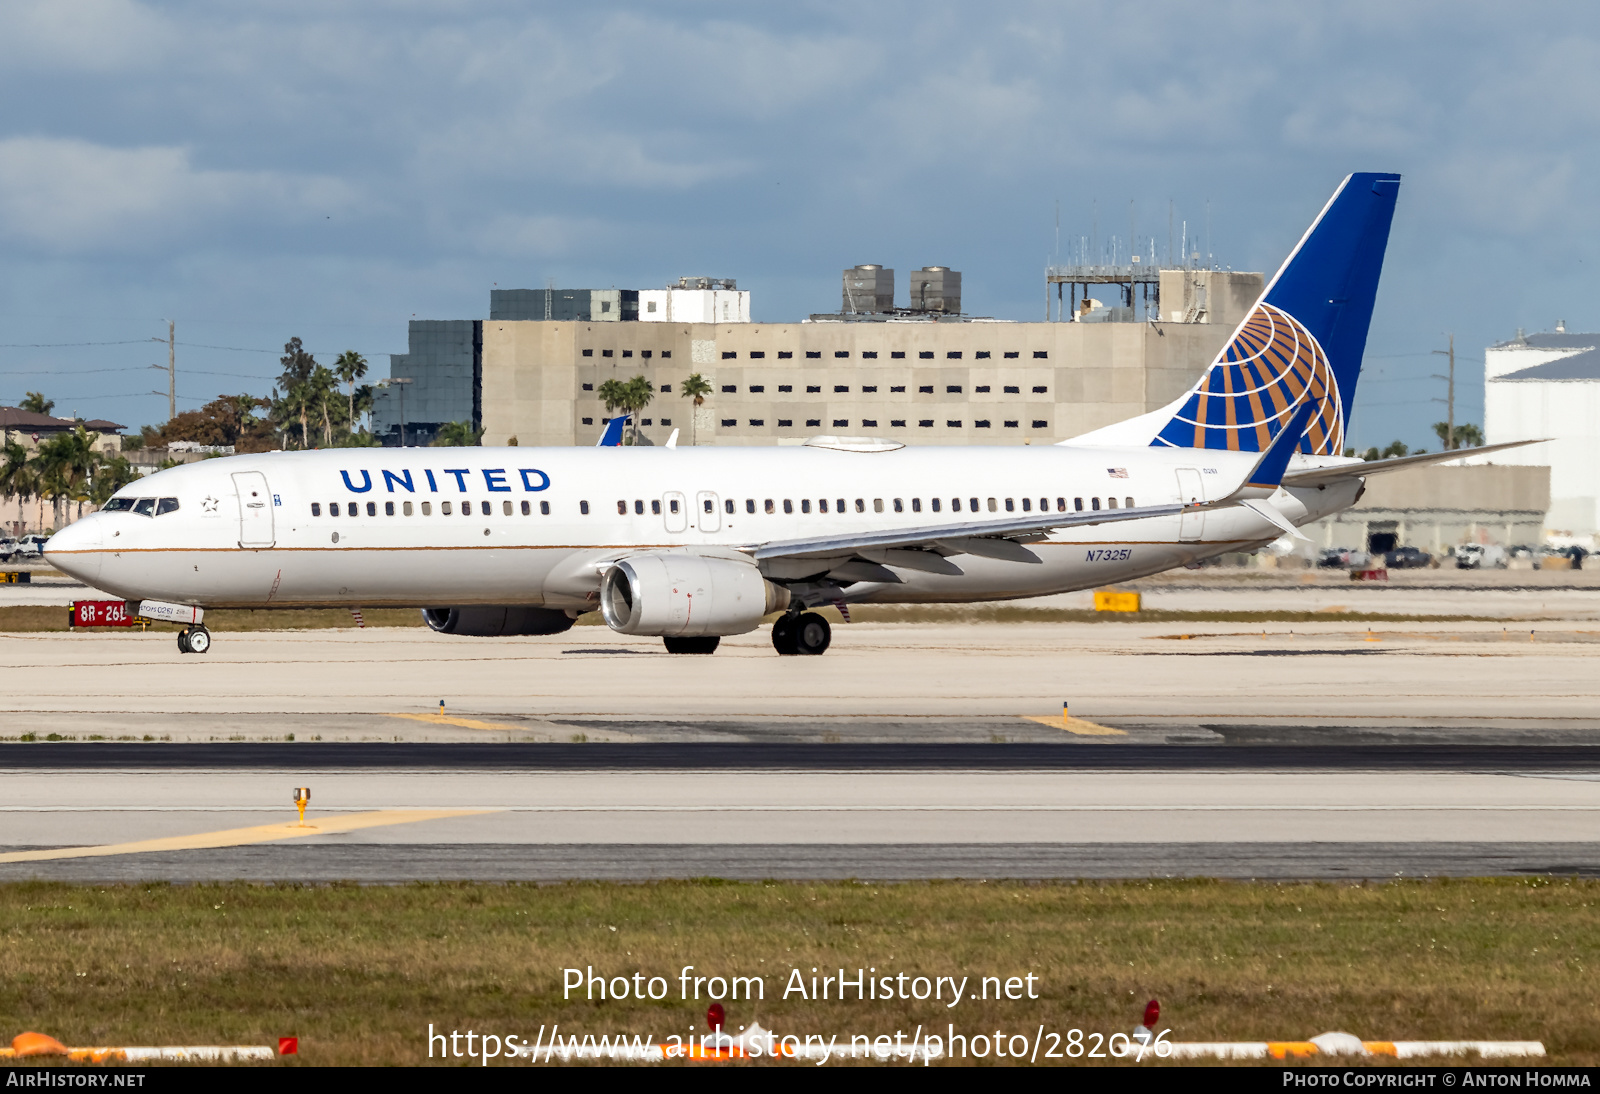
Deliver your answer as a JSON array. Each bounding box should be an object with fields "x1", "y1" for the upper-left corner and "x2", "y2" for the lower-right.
[
  {"x1": 422, "y1": 606, "x2": 576, "y2": 636},
  {"x1": 600, "y1": 553, "x2": 788, "y2": 637}
]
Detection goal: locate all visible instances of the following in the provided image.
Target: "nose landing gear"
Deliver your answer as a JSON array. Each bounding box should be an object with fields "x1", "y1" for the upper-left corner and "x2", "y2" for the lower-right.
[{"x1": 178, "y1": 624, "x2": 212, "y2": 654}]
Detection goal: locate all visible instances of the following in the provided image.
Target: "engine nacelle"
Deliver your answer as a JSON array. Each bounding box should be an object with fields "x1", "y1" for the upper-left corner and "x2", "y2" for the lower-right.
[
  {"x1": 600, "y1": 554, "x2": 788, "y2": 637},
  {"x1": 422, "y1": 606, "x2": 576, "y2": 637}
]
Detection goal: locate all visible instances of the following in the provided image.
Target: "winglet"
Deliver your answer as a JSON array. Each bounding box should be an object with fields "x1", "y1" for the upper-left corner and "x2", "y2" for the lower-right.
[
  {"x1": 665, "y1": 428, "x2": 680, "y2": 449},
  {"x1": 595, "y1": 415, "x2": 629, "y2": 447},
  {"x1": 1239, "y1": 400, "x2": 1317, "y2": 494}
]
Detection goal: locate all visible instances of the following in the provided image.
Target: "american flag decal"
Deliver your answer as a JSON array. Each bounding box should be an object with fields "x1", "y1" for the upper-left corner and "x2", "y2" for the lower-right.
[{"x1": 1107, "y1": 468, "x2": 1129, "y2": 479}]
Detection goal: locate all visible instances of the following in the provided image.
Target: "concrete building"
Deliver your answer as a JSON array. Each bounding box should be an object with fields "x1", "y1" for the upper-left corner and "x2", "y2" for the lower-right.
[
  {"x1": 1304, "y1": 462, "x2": 1551, "y2": 557},
  {"x1": 1482, "y1": 326, "x2": 1600, "y2": 538},
  {"x1": 469, "y1": 266, "x2": 1262, "y2": 448}
]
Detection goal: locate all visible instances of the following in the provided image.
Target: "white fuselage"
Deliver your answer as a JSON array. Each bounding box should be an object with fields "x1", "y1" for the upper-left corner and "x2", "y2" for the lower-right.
[{"x1": 44, "y1": 444, "x2": 1361, "y2": 611}]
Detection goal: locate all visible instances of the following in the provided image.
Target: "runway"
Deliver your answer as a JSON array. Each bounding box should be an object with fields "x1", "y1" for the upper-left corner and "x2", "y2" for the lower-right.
[
  {"x1": 6, "y1": 608, "x2": 1600, "y2": 882},
  {"x1": 3, "y1": 743, "x2": 1599, "y2": 881}
]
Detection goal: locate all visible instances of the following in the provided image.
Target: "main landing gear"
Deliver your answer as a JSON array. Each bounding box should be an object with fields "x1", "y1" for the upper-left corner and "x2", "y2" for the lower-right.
[
  {"x1": 177, "y1": 624, "x2": 211, "y2": 655},
  {"x1": 663, "y1": 636, "x2": 720, "y2": 654},
  {"x1": 772, "y1": 611, "x2": 831, "y2": 656}
]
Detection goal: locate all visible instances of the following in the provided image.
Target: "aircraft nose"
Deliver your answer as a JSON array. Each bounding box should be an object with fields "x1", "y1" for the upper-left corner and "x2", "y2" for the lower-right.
[{"x1": 44, "y1": 519, "x2": 104, "y2": 584}]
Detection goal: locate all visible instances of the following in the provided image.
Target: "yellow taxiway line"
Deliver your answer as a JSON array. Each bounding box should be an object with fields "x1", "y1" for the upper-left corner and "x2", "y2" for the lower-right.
[
  {"x1": 0, "y1": 809, "x2": 492, "y2": 864},
  {"x1": 386, "y1": 712, "x2": 536, "y2": 732},
  {"x1": 1021, "y1": 715, "x2": 1127, "y2": 737}
]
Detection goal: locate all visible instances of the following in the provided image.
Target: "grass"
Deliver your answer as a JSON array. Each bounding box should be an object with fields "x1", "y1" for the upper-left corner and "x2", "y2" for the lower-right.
[{"x1": 1, "y1": 878, "x2": 1596, "y2": 1066}]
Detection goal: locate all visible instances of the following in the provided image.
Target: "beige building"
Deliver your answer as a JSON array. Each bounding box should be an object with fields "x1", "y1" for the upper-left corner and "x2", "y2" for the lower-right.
[
  {"x1": 1304, "y1": 463, "x2": 1551, "y2": 556},
  {"x1": 480, "y1": 269, "x2": 1264, "y2": 448}
]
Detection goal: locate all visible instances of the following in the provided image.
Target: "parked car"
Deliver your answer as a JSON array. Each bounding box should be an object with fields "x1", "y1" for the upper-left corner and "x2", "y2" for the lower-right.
[
  {"x1": 0, "y1": 537, "x2": 18, "y2": 562},
  {"x1": 1384, "y1": 546, "x2": 1433, "y2": 569},
  {"x1": 1454, "y1": 544, "x2": 1507, "y2": 570},
  {"x1": 1317, "y1": 547, "x2": 1371, "y2": 569},
  {"x1": 12, "y1": 534, "x2": 50, "y2": 560}
]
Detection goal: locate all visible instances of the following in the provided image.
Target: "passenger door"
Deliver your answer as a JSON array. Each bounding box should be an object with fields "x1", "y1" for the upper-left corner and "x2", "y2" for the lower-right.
[
  {"x1": 1175, "y1": 467, "x2": 1205, "y2": 542},
  {"x1": 696, "y1": 491, "x2": 720, "y2": 532},
  {"x1": 232, "y1": 471, "x2": 275, "y2": 548},
  {"x1": 663, "y1": 492, "x2": 687, "y2": 534}
]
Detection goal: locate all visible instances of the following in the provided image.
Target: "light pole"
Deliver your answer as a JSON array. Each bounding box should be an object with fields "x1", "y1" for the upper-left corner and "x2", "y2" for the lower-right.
[{"x1": 379, "y1": 377, "x2": 412, "y2": 446}]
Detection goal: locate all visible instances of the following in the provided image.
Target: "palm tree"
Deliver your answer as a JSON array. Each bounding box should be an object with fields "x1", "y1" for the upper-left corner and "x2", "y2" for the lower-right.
[
  {"x1": 310, "y1": 365, "x2": 339, "y2": 447},
  {"x1": 680, "y1": 373, "x2": 712, "y2": 445},
  {"x1": 277, "y1": 337, "x2": 318, "y2": 448},
  {"x1": 597, "y1": 378, "x2": 630, "y2": 439},
  {"x1": 432, "y1": 420, "x2": 482, "y2": 447},
  {"x1": 334, "y1": 351, "x2": 368, "y2": 435},
  {"x1": 19, "y1": 392, "x2": 54, "y2": 415},
  {"x1": 623, "y1": 375, "x2": 655, "y2": 445},
  {"x1": 0, "y1": 440, "x2": 32, "y2": 533}
]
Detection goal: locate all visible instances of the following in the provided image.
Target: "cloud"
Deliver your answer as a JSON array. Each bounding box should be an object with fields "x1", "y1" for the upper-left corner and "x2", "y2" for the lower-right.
[{"x1": 0, "y1": 138, "x2": 361, "y2": 253}]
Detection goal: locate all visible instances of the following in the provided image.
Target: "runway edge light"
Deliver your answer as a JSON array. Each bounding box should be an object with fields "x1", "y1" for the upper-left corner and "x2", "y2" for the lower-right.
[
  {"x1": 278, "y1": 1037, "x2": 298, "y2": 1055},
  {"x1": 293, "y1": 787, "x2": 310, "y2": 827}
]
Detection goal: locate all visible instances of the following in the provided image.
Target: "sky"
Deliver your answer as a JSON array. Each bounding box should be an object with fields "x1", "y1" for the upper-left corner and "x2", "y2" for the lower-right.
[{"x1": 1, "y1": 0, "x2": 1598, "y2": 449}]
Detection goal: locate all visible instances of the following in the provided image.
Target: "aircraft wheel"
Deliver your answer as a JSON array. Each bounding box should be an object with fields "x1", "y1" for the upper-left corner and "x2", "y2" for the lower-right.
[
  {"x1": 771, "y1": 614, "x2": 800, "y2": 655},
  {"x1": 663, "y1": 635, "x2": 719, "y2": 654},
  {"x1": 177, "y1": 628, "x2": 191, "y2": 654},
  {"x1": 186, "y1": 625, "x2": 212, "y2": 654},
  {"x1": 794, "y1": 612, "x2": 831, "y2": 656}
]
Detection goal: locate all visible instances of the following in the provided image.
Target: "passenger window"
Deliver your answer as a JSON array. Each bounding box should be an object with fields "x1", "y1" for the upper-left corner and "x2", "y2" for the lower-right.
[
  {"x1": 836, "y1": 498, "x2": 846, "y2": 513},
  {"x1": 855, "y1": 499, "x2": 865, "y2": 513},
  {"x1": 462, "y1": 501, "x2": 473, "y2": 516},
  {"x1": 724, "y1": 499, "x2": 735, "y2": 514},
  {"x1": 651, "y1": 500, "x2": 661, "y2": 515},
  {"x1": 969, "y1": 497, "x2": 979, "y2": 511},
  {"x1": 540, "y1": 501, "x2": 550, "y2": 515},
  {"x1": 157, "y1": 497, "x2": 180, "y2": 516},
  {"x1": 422, "y1": 501, "x2": 432, "y2": 515},
  {"x1": 1021, "y1": 498, "x2": 1030, "y2": 512},
  {"x1": 911, "y1": 498, "x2": 921, "y2": 512},
  {"x1": 580, "y1": 501, "x2": 590, "y2": 515},
  {"x1": 367, "y1": 502, "x2": 377, "y2": 517},
  {"x1": 746, "y1": 499, "x2": 756, "y2": 514},
  {"x1": 400, "y1": 502, "x2": 412, "y2": 516},
  {"x1": 801, "y1": 499, "x2": 811, "y2": 513},
  {"x1": 1091, "y1": 498, "x2": 1101, "y2": 511},
  {"x1": 951, "y1": 498, "x2": 961, "y2": 512},
  {"x1": 764, "y1": 499, "x2": 774, "y2": 514},
  {"x1": 1126, "y1": 497, "x2": 1135, "y2": 508},
  {"x1": 931, "y1": 498, "x2": 940, "y2": 512},
  {"x1": 704, "y1": 499, "x2": 714, "y2": 513},
  {"x1": 617, "y1": 500, "x2": 628, "y2": 515},
  {"x1": 504, "y1": 500, "x2": 514, "y2": 516},
  {"x1": 133, "y1": 498, "x2": 155, "y2": 516},
  {"x1": 521, "y1": 500, "x2": 530, "y2": 516},
  {"x1": 877, "y1": 499, "x2": 886, "y2": 513},
  {"x1": 819, "y1": 499, "x2": 828, "y2": 513},
  {"x1": 329, "y1": 502, "x2": 341, "y2": 517},
  {"x1": 636, "y1": 500, "x2": 646, "y2": 515},
  {"x1": 1041, "y1": 498, "x2": 1048, "y2": 512},
  {"x1": 783, "y1": 500, "x2": 793, "y2": 513},
  {"x1": 385, "y1": 501, "x2": 395, "y2": 516},
  {"x1": 311, "y1": 503, "x2": 322, "y2": 517},
  {"x1": 669, "y1": 499, "x2": 679, "y2": 513},
  {"x1": 348, "y1": 505, "x2": 357, "y2": 518},
  {"x1": 1004, "y1": 498, "x2": 1014, "y2": 512},
  {"x1": 988, "y1": 498, "x2": 998, "y2": 512},
  {"x1": 1074, "y1": 498, "x2": 1083, "y2": 511},
  {"x1": 1107, "y1": 498, "x2": 1118, "y2": 509}
]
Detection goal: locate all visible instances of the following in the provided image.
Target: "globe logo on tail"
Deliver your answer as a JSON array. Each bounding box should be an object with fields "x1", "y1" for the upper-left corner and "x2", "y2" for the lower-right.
[{"x1": 1153, "y1": 302, "x2": 1344, "y2": 455}]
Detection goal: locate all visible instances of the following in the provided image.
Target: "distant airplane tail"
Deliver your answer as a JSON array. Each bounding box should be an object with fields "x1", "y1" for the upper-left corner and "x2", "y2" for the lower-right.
[
  {"x1": 596, "y1": 416, "x2": 630, "y2": 447},
  {"x1": 1145, "y1": 172, "x2": 1400, "y2": 456}
]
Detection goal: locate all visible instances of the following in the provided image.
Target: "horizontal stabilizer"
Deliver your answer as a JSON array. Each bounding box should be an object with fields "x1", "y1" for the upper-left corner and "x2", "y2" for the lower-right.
[{"x1": 1281, "y1": 439, "x2": 1546, "y2": 488}]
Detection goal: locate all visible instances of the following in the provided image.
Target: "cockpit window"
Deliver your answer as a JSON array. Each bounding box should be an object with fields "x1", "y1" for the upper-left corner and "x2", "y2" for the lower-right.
[
  {"x1": 102, "y1": 498, "x2": 134, "y2": 512},
  {"x1": 156, "y1": 497, "x2": 180, "y2": 516},
  {"x1": 132, "y1": 499, "x2": 156, "y2": 516}
]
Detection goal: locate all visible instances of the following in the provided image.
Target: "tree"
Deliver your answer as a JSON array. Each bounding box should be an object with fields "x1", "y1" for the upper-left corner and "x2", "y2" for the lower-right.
[
  {"x1": 34, "y1": 425, "x2": 102, "y2": 522},
  {"x1": 19, "y1": 392, "x2": 54, "y2": 416},
  {"x1": 433, "y1": 420, "x2": 482, "y2": 447},
  {"x1": 89, "y1": 455, "x2": 140, "y2": 505},
  {"x1": 0, "y1": 440, "x2": 36, "y2": 532},
  {"x1": 1358, "y1": 440, "x2": 1410, "y2": 461},
  {"x1": 1433, "y1": 421, "x2": 1484, "y2": 450},
  {"x1": 680, "y1": 373, "x2": 712, "y2": 445},
  {"x1": 309, "y1": 364, "x2": 340, "y2": 447},
  {"x1": 623, "y1": 375, "x2": 655, "y2": 445},
  {"x1": 276, "y1": 337, "x2": 318, "y2": 449},
  {"x1": 334, "y1": 351, "x2": 369, "y2": 434}
]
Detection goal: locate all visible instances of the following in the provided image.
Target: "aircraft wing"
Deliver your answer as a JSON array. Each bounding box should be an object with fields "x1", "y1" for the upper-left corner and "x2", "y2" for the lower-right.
[{"x1": 1281, "y1": 439, "x2": 1546, "y2": 488}]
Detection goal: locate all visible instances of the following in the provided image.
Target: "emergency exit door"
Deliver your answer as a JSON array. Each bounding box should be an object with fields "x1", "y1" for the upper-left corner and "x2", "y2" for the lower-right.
[
  {"x1": 1175, "y1": 467, "x2": 1205, "y2": 542},
  {"x1": 696, "y1": 491, "x2": 720, "y2": 532},
  {"x1": 233, "y1": 471, "x2": 275, "y2": 548},
  {"x1": 662, "y1": 492, "x2": 687, "y2": 534}
]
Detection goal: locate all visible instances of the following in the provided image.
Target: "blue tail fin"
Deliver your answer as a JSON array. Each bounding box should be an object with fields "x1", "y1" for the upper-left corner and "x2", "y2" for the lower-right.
[
  {"x1": 596, "y1": 415, "x2": 630, "y2": 447},
  {"x1": 1152, "y1": 172, "x2": 1400, "y2": 456}
]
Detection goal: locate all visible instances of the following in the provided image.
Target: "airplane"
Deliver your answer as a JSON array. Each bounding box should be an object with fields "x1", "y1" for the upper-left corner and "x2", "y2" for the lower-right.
[{"x1": 44, "y1": 171, "x2": 1536, "y2": 656}]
